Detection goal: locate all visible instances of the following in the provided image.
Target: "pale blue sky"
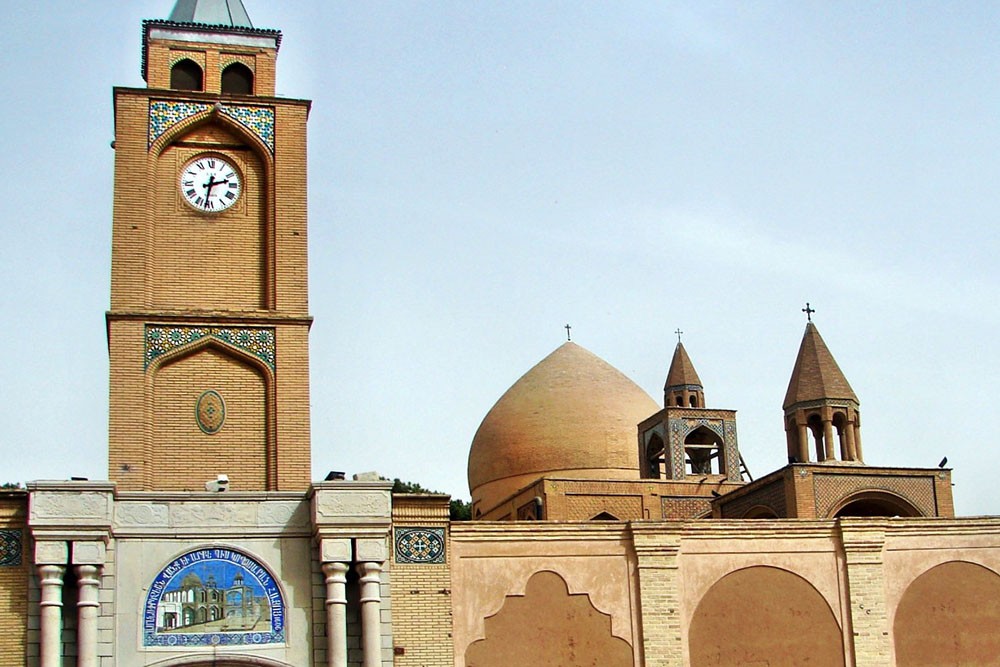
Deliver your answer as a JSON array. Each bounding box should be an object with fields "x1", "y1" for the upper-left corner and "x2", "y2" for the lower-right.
[{"x1": 1, "y1": 2, "x2": 998, "y2": 514}]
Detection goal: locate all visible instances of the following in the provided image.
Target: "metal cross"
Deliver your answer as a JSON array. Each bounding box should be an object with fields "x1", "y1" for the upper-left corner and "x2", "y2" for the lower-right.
[
  {"x1": 675, "y1": 328, "x2": 683, "y2": 343},
  {"x1": 802, "y1": 302, "x2": 815, "y2": 322},
  {"x1": 565, "y1": 324, "x2": 572, "y2": 341}
]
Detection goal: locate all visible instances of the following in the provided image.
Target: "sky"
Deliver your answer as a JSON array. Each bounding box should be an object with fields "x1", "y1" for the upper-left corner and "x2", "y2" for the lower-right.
[{"x1": 1, "y1": 1, "x2": 998, "y2": 515}]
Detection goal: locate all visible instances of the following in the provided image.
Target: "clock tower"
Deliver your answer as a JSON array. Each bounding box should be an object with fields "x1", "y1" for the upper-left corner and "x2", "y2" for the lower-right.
[{"x1": 107, "y1": 0, "x2": 312, "y2": 491}]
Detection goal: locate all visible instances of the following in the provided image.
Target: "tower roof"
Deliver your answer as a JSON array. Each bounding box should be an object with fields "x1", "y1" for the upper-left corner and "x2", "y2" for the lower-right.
[
  {"x1": 468, "y1": 342, "x2": 658, "y2": 512},
  {"x1": 168, "y1": 0, "x2": 253, "y2": 28},
  {"x1": 664, "y1": 342, "x2": 703, "y2": 391},
  {"x1": 783, "y1": 322, "x2": 858, "y2": 409}
]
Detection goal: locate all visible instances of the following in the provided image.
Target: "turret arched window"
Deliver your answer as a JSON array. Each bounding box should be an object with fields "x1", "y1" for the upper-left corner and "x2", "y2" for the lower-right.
[
  {"x1": 222, "y1": 62, "x2": 254, "y2": 95},
  {"x1": 170, "y1": 59, "x2": 203, "y2": 91}
]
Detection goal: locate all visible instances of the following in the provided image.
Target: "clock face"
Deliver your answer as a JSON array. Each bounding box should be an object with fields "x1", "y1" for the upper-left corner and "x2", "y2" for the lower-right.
[{"x1": 179, "y1": 155, "x2": 242, "y2": 213}]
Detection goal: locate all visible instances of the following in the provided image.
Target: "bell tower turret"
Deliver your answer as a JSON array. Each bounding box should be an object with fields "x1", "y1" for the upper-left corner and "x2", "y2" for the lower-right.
[{"x1": 783, "y1": 319, "x2": 863, "y2": 464}]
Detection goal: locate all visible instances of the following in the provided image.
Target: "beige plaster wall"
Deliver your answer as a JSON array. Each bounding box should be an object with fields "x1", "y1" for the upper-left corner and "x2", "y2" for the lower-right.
[{"x1": 450, "y1": 523, "x2": 641, "y2": 667}]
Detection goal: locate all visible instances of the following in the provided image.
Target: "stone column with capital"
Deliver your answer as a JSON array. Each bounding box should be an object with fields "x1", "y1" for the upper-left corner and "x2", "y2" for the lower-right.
[
  {"x1": 356, "y1": 560, "x2": 384, "y2": 667},
  {"x1": 37, "y1": 562, "x2": 65, "y2": 667},
  {"x1": 321, "y1": 538, "x2": 353, "y2": 667},
  {"x1": 72, "y1": 540, "x2": 106, "y2": 667}
]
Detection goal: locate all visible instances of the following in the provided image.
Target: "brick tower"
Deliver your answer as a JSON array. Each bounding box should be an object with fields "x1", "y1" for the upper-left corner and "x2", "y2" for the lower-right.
[
  {"x1": 107, "y1": 0, "x2": 312, "y2": 491},
  {"x1": 640, "y1": 340, "x2": 743, "y2": 484}
]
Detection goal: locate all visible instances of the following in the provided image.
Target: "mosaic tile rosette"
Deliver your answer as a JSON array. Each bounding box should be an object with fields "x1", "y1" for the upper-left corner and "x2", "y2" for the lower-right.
[
  {"x1": 0, "y1": 530, "x2": 22, "y2": 567},
  {"x1": 145, "y1": 326, "x2": 275, "y2": 371},
  {"x1": 395, "y1": 527, "x2": 446, "y2": 564}
]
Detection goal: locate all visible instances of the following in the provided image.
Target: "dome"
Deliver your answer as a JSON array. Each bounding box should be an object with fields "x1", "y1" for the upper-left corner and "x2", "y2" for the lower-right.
[{"x1": 468, "y1": 342, "x2": 658, "y2": 514}]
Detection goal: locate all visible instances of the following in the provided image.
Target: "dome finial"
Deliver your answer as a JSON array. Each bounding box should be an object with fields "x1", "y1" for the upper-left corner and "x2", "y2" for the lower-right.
[
  {"x1": 674, "y1": 327, "x2": 683, "y2": 343},
  {"x1": 564, "y1": 323, "x2": 572, "y2": 341}
]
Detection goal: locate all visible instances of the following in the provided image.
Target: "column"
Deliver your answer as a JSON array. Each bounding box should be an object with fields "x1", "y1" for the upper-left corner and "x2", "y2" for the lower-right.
[
  {"x1": 823, "y1": 419, "x2": 836, "y2": 461},
  {"x1": 357, "y1": 561, "x2": 383, "y2": 667},
  {"x1": 75, "y1": 565, "x2": 100, "y2": 667},
  {"x1": 854, "y1": 424, "x2": 864, "y2": 462},
  {"x1": 322, "y1": 562, "x2": 349, "y2": 667},
  {"x1": 38, "y1": 564, "x2": 65, "y2": 667},
  {"x1": 797, "y1": 423, "x2": 810, "y2": 463},
  {"x1": 844, "y1": 421, "x2": 857, "y2": 461}
]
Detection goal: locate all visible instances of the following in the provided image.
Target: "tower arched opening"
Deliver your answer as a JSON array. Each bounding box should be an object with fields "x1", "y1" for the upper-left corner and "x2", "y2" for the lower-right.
[
  {"x1": 170, "y1": 58, "x2": 203, "y2": 90},
  {"x1": 807, "y1": 413, "x2": 826, "y2": 461},
  {"x1": 645, "y1": 433, "x2": 666, "y2": 479},
  {"x1": 684, "y1": 426, "x2": 723, "y2": 476},
  {"x1": 222, "y1": 62, "x2": 254, "y2": 95}
]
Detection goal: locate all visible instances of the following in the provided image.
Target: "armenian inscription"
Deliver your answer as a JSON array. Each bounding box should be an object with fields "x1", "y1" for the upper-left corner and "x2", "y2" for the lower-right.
[{"x1": 143, "y1": 547, "x2": 285, "y2": 646}]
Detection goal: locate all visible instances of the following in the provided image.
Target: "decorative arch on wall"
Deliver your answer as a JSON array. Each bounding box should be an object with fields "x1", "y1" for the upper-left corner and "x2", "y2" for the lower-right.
[
  {"x1": 145, "y1": 335, "x2": 277, "y2": 490},
  {"x1": 148, "y1": 107, "x2": 276, "y2": 309},
  {"x1": 831, "y1": 490, "x2": 922, "y2": 518},
  {"x1": 688, "y1": 565, "x2": 844, "y2": 667},
  {"x1": 465, "y1": 570, "x2": 633, "y2": 667},
  {"x1": 742, "y1": 504, "x2": 779, "y2": 519},
  {"x1": 894, "y1": 560, "x2": 1000, "y2": 665}
]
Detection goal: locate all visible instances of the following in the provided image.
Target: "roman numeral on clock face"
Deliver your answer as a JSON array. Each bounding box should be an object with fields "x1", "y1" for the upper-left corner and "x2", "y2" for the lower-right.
[{"x1": 180, "y1": 155, "x2": 242, "y2": 213}]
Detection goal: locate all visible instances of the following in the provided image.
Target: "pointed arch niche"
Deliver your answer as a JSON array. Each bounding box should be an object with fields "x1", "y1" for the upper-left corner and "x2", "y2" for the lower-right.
[
  {"x1": 688, "y1": 565, "x2": 844, "y2": 667},
  {"x1": 146, "y1": 336, "x2": 275, "y2": 491},
  {"x1": 149, "y1": 113, "x2": 274, "y2": 311},
  {"x1": 894, "y1": 561, "x2": 1000, "y2": 665}
]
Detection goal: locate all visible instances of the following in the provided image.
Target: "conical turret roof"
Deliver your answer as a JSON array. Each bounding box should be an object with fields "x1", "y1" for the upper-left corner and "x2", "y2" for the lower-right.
[
  {"x1": 783, "y1": 323, "x2": 858, "y2": 409},
  {"x1": 664, "y1": 342, "x2": 702, "y2": 391},
  {"x1": 168, "y1": 0, "x2": 253, "y2": 27}
]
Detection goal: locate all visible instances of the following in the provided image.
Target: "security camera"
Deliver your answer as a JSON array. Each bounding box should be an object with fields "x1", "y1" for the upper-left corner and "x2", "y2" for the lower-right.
[{"x1": 205, "y1": 474, "x2": 229, "y2": 492}]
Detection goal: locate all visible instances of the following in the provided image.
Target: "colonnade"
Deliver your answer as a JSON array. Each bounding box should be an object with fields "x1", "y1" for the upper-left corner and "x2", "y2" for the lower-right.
[
  {"x1": 36, "y1": 540, "x2": 105, "y2": 667},
  {"x1": 322, "y1": 560, "x2": 385, "y2": 667}
]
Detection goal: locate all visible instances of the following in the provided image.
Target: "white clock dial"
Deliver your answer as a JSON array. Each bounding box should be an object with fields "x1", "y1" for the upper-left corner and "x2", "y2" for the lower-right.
[{"x1": 179, "y1": 155, "x2": 242, "y2": 213}]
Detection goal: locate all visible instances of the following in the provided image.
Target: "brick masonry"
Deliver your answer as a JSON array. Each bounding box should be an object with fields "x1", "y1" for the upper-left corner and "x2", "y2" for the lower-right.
[
  {"x1": 390, "y1": 496, "x2": 454, "y2": 667},
  {"x1": 0, "y1": 494, "x2": 27, "y2": 667},
  {"x1": 107, "y1": 26, "x2": 312, "y2": 492}
]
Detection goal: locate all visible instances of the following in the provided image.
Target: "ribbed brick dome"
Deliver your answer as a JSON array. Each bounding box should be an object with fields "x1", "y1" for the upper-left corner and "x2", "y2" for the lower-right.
[{"x1": 468, "y1": 342, "x2": 658, "y2": 514}]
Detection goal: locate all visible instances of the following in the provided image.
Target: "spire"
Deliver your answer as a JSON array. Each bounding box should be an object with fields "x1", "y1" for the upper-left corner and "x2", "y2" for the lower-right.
[
  {"x1": 664, "y1": 342, "x2": 705, "y2": 408},
  {"x1": 168, "y1": 0, "x2": 253, "y2": 28},
  {"x1": 783, "y1": 322, "x2": 858, "y2": 409}
]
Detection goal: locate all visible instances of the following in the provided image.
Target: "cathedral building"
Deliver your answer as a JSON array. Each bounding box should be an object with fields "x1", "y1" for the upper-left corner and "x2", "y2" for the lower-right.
[{"x1": 0, "y1": 1, "x2": 998, "y2": 666}]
